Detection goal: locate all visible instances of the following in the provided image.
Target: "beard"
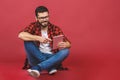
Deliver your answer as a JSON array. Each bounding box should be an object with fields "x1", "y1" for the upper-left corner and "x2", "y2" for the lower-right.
[{"x1": 40, "y1": 21, "x2": 49, "y2": 28}]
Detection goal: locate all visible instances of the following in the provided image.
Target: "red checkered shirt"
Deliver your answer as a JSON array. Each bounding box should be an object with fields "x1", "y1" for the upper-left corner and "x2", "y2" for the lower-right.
[{"x1": 20, "y1": 21, "x2": 70, "y2": 53}]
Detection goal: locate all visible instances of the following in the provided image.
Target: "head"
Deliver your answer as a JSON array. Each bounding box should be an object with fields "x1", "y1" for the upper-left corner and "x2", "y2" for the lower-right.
[{"x1": 35, "y1": 6, "x2": 49, "y2": 28}]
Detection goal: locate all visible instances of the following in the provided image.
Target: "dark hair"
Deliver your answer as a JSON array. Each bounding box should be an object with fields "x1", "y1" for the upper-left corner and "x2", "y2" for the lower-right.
[{"x1": 35, "y1": 6, "x2": 49, "y2": 17}]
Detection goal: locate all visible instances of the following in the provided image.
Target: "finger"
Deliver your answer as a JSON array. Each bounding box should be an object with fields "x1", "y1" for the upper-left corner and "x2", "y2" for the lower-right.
[
  {"x1": 58, "y1": 42, "x2": 63, "y2": 44},
  {"x1": 59, "y1": 42, "x2": 65, "y2": 44},
  {"x1": 58, "y1": 45, "x2": 65, "y2": 48},
  {"x1": 58, "y1": 42, "x2": 65, "y2": 46},
  {"x1": 43, "y1": 39, "x2": 48, "y2": 43},
  {"x1": 58, "y1": 42, "x2": 63, "y2": 45},
  {"x1": 46, "y1": 38, "x2": 52, "y2": 41},
  {"x1": 40, "y1": 37, "x2": 46, "y2": 43}
]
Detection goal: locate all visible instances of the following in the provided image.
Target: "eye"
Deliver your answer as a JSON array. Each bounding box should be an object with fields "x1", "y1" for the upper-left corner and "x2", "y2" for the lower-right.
[{"x1": 37, "y1": 16, "x2": 49, "y2": 20}]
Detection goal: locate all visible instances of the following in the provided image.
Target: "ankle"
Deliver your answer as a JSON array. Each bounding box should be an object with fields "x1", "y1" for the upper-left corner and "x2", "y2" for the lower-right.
[{"x1": 31, "y1": 65, "x2": 41, "y2": 71}]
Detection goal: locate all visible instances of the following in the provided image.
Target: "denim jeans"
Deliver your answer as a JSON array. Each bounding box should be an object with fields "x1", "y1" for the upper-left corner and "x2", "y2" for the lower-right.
[{"x1": 24, "y1": 41, "x2": 70, "y2": 70}]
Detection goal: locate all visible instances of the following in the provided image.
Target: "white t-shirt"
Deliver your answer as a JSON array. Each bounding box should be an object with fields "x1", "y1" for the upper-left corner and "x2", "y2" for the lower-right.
[{"x1": 39, "y1": 30, "x2": 52, "y2": 54}]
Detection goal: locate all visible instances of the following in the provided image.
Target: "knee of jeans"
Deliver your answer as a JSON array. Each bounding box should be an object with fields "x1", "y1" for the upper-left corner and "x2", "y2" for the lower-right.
[
  {"x1": 59, "y1": 48, "x2": 70, "y2": 56},
  {"x1": 24, "y1": 41, "x2": 34, "y2": 46}
]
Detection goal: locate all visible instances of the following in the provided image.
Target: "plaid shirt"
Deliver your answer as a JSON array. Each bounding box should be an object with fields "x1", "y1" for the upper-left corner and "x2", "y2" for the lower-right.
[{"x1": 20, "y1": 21, "x2": 70, "y2": 53}]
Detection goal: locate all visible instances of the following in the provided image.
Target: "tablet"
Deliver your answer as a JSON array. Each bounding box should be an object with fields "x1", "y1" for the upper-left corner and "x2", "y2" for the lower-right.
[{"x1": 53, "y1": 35, "x2": 64, "y2": 49}]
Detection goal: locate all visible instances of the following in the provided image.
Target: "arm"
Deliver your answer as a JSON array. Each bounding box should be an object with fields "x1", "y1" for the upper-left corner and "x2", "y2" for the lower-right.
[{"x1": 18, "y1": 32, "x2": 51, "y2": 43}]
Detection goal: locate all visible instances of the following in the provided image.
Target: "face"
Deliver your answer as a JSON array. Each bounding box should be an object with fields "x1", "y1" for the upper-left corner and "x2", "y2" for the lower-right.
[{"x1": 36, "y1": 12, "x2": 49, "y2": 28}]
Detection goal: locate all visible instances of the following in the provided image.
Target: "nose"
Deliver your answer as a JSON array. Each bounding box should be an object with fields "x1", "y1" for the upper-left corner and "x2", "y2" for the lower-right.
[
  {"x1": 43, "y1": 19, "x2": 46, "y2": 21},
  {"x1": 43, "y1": 18, "x2": 47, "y2": 22}
]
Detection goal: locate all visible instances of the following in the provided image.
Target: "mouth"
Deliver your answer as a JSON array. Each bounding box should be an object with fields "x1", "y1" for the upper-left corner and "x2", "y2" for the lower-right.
[
  {"x1": 41, "y1": 21, "x2": 48, "y2": 27},
  {"x1": 41, "y1": 21, "x2": 48, "y2": 23},
  {"x1": 42, "y1": 22, "x2": 48, "y2": 25}
]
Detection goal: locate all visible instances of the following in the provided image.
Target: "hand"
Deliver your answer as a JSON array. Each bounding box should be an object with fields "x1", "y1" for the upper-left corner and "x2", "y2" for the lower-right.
[
  {"x1": 36, "y1": 36, "x2": 52, "y2": 43},
  {"x1": 43, "y1": 38, "x2": 52, "y2": 43},
  {"x1": 57, "y1": 42, "x2": 67, "y2": 49}
]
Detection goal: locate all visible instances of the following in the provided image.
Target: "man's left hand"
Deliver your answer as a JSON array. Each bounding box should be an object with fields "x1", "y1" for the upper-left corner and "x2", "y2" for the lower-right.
[{"x1": 57, "y1": 42, "x2": 67, "y2": 49}]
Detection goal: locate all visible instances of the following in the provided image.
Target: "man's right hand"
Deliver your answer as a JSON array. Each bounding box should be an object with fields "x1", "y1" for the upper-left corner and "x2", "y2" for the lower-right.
[{"x1": 36, "y1": 36, "x2": 52, "y2": 43}]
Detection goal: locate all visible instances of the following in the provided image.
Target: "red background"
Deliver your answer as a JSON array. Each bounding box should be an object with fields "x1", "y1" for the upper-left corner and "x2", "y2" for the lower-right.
[{"x1": 0, "y1": 0, "x2": 120, "y2": 80}]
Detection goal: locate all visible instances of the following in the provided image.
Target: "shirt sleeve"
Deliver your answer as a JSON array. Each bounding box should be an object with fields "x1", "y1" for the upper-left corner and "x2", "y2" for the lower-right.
[{"x1": 19, "y1": 23, "x2": 35, "y2": 34}]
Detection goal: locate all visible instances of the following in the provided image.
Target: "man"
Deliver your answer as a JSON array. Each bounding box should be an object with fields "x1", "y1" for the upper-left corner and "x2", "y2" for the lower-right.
[{"x1": 18, "y1": 6, "x2": 71, "y2": 78}]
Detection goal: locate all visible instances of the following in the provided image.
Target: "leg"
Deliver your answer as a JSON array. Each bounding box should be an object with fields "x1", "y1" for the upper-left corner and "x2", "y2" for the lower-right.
[
  {"x1": 24, "y1": 41, "x2": 47, "y2": 66},
  {"x1": 38, "y1": 48, "x2": 70, "y2": 70},
  {"x1": 27, "y1": 48, "x2": 69, "y2": 78}
]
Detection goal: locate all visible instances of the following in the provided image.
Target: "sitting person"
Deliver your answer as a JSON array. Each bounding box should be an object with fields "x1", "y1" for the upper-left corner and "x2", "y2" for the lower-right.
[{"x1": 18, "y1": 6, "x2": 71, "y2": 78}]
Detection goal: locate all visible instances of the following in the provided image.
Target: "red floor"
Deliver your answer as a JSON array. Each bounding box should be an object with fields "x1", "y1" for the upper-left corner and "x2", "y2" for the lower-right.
[{"x1": 0, "y1": 55, "x2": 120, "y2": 80}]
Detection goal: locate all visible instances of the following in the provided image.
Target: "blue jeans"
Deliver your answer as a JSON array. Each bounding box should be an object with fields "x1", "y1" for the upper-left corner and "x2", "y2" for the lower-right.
[{"x1": 24, "y1": 41, "x2": 70, "y2": 70}]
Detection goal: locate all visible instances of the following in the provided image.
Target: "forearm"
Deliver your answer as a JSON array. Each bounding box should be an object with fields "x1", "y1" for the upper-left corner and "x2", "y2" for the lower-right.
[{"x1": 18, "y1": 32, "x2": 40, "y2": 41}]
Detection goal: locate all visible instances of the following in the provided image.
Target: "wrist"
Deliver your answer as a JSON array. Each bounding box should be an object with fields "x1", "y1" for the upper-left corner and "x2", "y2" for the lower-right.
[
  {"x1": 34, "y1": 36, "x2": 41, "y2": 41},
  {"x1": 66, "y1": 42, "x2": 71, "y2": 48}
]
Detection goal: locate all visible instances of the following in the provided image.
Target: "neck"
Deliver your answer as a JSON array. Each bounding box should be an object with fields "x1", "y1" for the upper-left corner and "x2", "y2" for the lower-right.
[{"x1": 41, "y1": 26, "x2": 48, "y2": 31}]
